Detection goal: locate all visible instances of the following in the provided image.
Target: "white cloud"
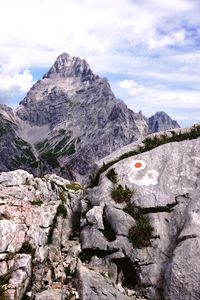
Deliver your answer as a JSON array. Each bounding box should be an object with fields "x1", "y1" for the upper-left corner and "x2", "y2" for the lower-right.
[
  {"x1": 0, "y1": 70, "x2": 34, "y2": 105},
  {"x1": 148, "y1": 30, "x2": 185, "y2": 50},
  {"x1": 117, "y1": 79, "x2": 200, "y2": 123},
  {"x1": 0, "y1": 0, "x2": 199, "y2": 126}
]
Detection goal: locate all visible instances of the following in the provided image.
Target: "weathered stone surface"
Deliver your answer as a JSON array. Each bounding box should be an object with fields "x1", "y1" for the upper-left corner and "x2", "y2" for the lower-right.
[
  {"x1": 35, "y1": 289, "x2": 63, "y2": 300},
  {"x1": 0, "y1": 169, "x2": 33, "y2": 186},
  {"x1": 86, "y1": 206, "x2": 104, "y2": 229},
  {"x1": 0, "y1": 220, "x2": 27, "y2": 253},
  {"x1": 77, "y1": 263, "x2": 127, "y2": 300},
  {"x1": 104, "y1": 205, "x2": 135, "y2": 236},
  {"x1": 81, "y1": 226, "x2": 109, "y2": 251},
  {"x1": 0, "y1": 169, "x2": 80, "y2": 300},
  {"x1": 1, "y1": 127, "x2": 200, "y2": 299},
  {"x1": 87, "y1": 136, "x2": 200, "y2": 299}
]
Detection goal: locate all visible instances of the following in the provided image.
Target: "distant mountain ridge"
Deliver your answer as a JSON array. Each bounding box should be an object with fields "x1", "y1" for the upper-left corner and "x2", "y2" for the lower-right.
[
  {"x1": 148, "y1": 111, "x2": 180, "y2": 133},
  {"x1": 0, "y1": 53, "x2": 180, "y2": 180}
]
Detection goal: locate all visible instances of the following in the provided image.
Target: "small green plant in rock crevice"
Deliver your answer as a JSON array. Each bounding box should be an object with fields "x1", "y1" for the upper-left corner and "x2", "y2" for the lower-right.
[
  {"x1": 65, "y1": 183, "x2": 82, "y2": 191},
  {"x1": 48, "y1": 202, "x2": 68, "y2": 245},
  {"x1": 106, "y1": 168, "x2": 118, "y2": 184},
  {"x1": 59, "y1": 190, "x2": 67, "y2": 203},
  {"x1": 111, "y1": 185, "x2": 133, "y2": 203},
  {"x1": 31, "y1": 199, "x2": 43, "y2": 206},
  {"x1": 128, "y1": 215, "x2": 154, "y2": 248},
  {"x1": 123, "y1": 202, "x2": 140, "y2": 220},
  {"x1": 57, "y1": 203, "x2": 67, "y2": 218},
  {"x1": 19, "y1": 242, "x2": 35, "y2": 256}
]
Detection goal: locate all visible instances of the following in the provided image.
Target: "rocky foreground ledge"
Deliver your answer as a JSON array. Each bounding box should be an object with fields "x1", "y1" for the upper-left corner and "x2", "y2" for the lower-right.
[
  {"x1": 1, "y1": 135, "x2": 200, "y2": 300},
  {"x1": 0, "y1": 170, "x2": 146, "y2": 300}
]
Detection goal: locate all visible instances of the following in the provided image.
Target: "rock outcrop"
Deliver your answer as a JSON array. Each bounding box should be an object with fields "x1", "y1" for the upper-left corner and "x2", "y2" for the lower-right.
[
  {"x1": 1, "y1": 124, "x2": 200, "y2": 299},
  {"x1": 0, "y1": 169, "x2": 146, "y2": 300}
]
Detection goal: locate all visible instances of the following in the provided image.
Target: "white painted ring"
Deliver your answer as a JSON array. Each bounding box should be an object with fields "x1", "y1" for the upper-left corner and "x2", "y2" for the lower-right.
[{"x1": 132, "y1": 160, "x2": 146, "y2": 172}]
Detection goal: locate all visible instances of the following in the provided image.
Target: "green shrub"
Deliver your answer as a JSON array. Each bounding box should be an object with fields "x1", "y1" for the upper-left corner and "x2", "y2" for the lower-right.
[
  {"x1": 123, "y1": 202, "x2": 140, "y2": 219},
  {"x1": 79, "y1": 250, "x2": 93, "y2": 263},
  {"x1": 111, "y1": 185, "x2": 133, "y2": 203},
  {"x1": 128, "y1": 215, "x2": 153, "y2": 248},
  {"x1": 5, "y1": 252, "x2": 15, "y2": 261},
  {"x1": 59, "y1": 190, "x2": 67, "y2": 203},
  {"x1": 57, "y1": 204, "x2": 67, "y2": 218},
  {"x1": 106, "y1": 168, "x2": 118, "y2": 184},
  {"x1": 35, "y1": 139, "x2": 49, "y2": 151}
]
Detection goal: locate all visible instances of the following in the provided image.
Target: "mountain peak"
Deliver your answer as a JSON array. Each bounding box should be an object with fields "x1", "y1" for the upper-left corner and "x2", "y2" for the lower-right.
[
  {"x1": 148, "y1": 111, "x2": 180, "y2": 133},
  {"x1": 43, "y1": 52, "x2": 96, "y2": 81}
]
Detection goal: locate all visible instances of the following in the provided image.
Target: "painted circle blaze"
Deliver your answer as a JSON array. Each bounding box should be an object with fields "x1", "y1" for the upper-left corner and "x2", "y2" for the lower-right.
[
  {"x1": 134, "y1": 162, "x2": 142, "y2": 169},
  {"x1": 132, "y1": 160, "x2": 146, "y2": 171}
]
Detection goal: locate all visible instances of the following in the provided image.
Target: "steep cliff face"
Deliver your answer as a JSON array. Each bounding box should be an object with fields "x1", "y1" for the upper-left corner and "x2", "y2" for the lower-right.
[{"x1": 1, "y1": 125, "x2": 200, "y2": 300}]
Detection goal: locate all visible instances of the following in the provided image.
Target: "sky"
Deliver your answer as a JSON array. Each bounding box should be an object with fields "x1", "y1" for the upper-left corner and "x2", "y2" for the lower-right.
[{"x1": 0, "y1": 0, "x2": 200, "y2": 127}]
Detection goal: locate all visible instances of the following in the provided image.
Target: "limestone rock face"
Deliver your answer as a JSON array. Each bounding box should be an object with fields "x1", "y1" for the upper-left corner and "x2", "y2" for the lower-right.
[
  {"x1": 86, "y1": 134, "x2": 200, "y2": 299},
  {"x1": 0, "y1": 169, "x2": 83, "y2": 300},
  {"x1": 1, "y1": 127, "x2": 200, "y2": 299}
]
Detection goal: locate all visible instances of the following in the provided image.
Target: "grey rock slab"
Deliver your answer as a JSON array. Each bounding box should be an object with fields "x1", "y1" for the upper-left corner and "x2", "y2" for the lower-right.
[
  {"x1": 77, "y1": 263, "x2": 127, "y2": 300},
  {"x1": 99, "y1": 138, "x2": 200, "y2": 208},
  {"x1": 0, "y1": 170, "x2": 33, "y2": 187},
  {"x1": 164, "y1": 238, "x2": 200, "y2": 300},
  {"x1": 35, "y1": 289, "x2": 63, "y2": 300},
  {"x1": 86, "y1": 206, "x2": 104, "y2": 229},
  {"x1": 104, "y1": 205, "x2": 135, "y2": 236},
  {"x1": 80, "y1": 226, "x2": 109, "y2": 251},
  {"x1": 0, "y1": 220, "x2": 27, "y2": 253}
]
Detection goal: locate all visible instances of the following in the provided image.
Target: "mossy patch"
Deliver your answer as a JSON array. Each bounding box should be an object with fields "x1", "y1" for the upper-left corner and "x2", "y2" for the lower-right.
[{"x1": 65, "y1": 183, "x2": 82, "y2": 191}]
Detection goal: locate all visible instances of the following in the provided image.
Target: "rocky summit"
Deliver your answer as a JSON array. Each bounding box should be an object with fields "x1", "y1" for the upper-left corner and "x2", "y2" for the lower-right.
[
  {"x1": 0, "y1": 124, "x2": 200, "y2": 300},
  {"x1": 0, "y1": 53, "x2": 179, "y2": 180}
]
